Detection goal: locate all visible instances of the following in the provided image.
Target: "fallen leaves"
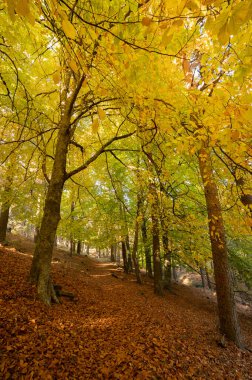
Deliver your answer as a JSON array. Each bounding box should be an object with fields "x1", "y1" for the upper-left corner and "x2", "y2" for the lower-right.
[{"x1": 0, "y1": 242, "x2": 252, "y2": 379}]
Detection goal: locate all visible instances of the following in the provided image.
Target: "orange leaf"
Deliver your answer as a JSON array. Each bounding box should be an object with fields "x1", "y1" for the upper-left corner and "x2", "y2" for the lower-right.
[{"x1": 142, "y1": 17, "x2": 152, "y2": 26}]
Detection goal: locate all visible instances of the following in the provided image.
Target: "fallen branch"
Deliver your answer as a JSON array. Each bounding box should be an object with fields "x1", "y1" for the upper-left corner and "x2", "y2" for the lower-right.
[{"x1": 53, "y1": 285, "x2": 75, "y2": 300}]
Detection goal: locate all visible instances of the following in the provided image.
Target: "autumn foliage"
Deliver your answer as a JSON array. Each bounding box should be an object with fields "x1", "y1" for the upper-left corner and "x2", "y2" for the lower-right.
[
  {"x1": 0, "y1": 0, "x2": 252, "y2": 374},
  {"x1": 1, "y1": 241, "x2": 252, "y2": 379}
]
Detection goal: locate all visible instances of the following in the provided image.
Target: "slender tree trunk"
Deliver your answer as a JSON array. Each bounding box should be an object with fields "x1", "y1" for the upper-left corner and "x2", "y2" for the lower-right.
[
  {"x1": 0, "y1": 205, "x2": 10, "y2": 242},
  {"x1": 172, "y1": 266, "x2": 177, "y2": 282},
  {"x1": 127, "y1": 252, "x2": 133, "y2": 272},
  {"x1": 70, "y1": 240, "x2": 76, "y2": 256},
  {"x1": 205, "y1": 267, "x2": 212, "y2": 290},
  {"x1": 114, "y1": 244, "x2": 118, "y2": 261},
  {"x1": 125, "y1": 234, "x2": 133, "y2": 272},
  {"x1": 0, "y1": 177, "x2": 12, "y2": 242},
  {"x1": 121, "y1": 241, "x2": 128, "y2": 273},
  {"x1": 70, "y1": 201, "x2": 75, "y2": 256},
  {"x1": 126, "y1": 234, "x2": 130, "y2": 253},
  {"x1": 160, "y1": 213, "x2": 172, "y2": 291},
  {"x1": 77, "y1": 240, "x2": 82, "y2": 255},
  {"x1": 198, "y1": 146, "x2": 241, "y2": 346},
  {"x1": 200, "y1": 267, "x2": 207, "y2": 289},
  {"x1": 150, "y1": 183, "x2": 163, "y2": 296},
  {"x1": 34, "y1": 226, "x2": 40, "y2": 243},
  {"x1": 86, "y1": 245, "x2": 90, "y2": 255},
  {"x1": 29, "y1": 116, "x2": 71, "y2": 305},
  {"x1": 132, "y1": 195, "x2": 142, "y2": 284},
  {"x1": 110, "y1": 244, "x2": 116, "y2": 262},
  {"x1": 141, "y1": 217, "x2": 153, "y2": 277}
]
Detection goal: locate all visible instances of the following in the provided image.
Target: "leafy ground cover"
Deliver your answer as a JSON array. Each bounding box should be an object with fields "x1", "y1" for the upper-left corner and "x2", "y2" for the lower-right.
[{"x1": 0, "y1": 238, "x2": 252, "y2": 379}]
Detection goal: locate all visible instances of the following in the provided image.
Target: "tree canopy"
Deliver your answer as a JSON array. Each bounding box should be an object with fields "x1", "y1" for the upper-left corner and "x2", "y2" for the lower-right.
[{"x1": 0, "y1": 0, "x2": 251, "y2": 346}]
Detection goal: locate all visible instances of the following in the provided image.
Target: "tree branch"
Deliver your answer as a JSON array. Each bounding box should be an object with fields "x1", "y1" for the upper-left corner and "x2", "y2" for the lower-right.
[{"x1": 65, "y1": 131, "x2": 136, "y2": 179}]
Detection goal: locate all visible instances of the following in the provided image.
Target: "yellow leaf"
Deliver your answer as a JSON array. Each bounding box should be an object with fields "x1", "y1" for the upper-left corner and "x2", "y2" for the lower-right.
[
  {"x1": 232, "y1": 1, "x2": 252, "y2": 24},
  {"x1": 16, "y1": 0, "x2": 30, "y2": 17},
  {"x1": 53, "y1": 71, "x2": 61, "y2": 84},
  {"x1": 98, "y1": 108, "x2": 106, "y2": 120},
  {"x1": 7, "y1": 0, "x2": 15, "y2": 22},
  {"x1": 186, "y1": 0, "x2": 199, "y2": 12},
  {"x1": 218, "y1": 21, "x2": 230, "y2": 45},
  {"x1": 161, "y1": 31, "x2": 173, "y2": 47},
  {"x1": 206, "y1": 7, "x2": 229, "y2": 36},
  {"x1": 230, "y1": 130, "x2": 240, "y2": 141},
  {"x1": 62, "y1": 19, "x2": 76, "y2": 39},
  {"x1": 159, "y1": 21, "x2": 169, "y2": 29},
  {"x1": 177, "y1": 0, "x2": 188, "y2": 15},
  {"x1": 27, "y1": 12, "x2": 35, "y2": 26},
  {"x1": 58, "y1": 6, "x2": 68, "y2": 21},
  {"x1": 69, "y1": 59, "x2": 78, "y2": 73},
  {"x1": 246, "y1": 218, "x2": 252, "y2": 227},
  {"x1": 142, "y1": 17, "x2": 152, "y2": 26},
  {"x1": 92, "y1": 119, "x2": 99, "y2": 134}
]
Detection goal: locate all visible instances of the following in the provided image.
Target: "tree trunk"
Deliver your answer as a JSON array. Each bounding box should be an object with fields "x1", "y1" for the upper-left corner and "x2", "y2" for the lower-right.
[
  {"x1": 150, "y1": 183, "x2": 163, "y2": 296},
  {"x1": 141, "y1": 217, "x2": 153, "y2": 278},
  {"x1": 198, "y1": 146, "x2": 241, "y2": 346},
  {"x1": 70, "y1": 201, "x2": 75, "y2": 256},
  {"x1": 121, "y1": 241, "x2": 128, "y2": 273},
  {"x1": 172, "y1": 266, "x2": 177, "y2": 282},
  {"x1": 205, "y1": 267, "x2": 212, "y2": 290},
  {"x1": 0, "y1": 177, "x2": 12, "y2": 242},
  {"x1": 0, "y1": 204, "x2": 10, "y2": 242},
  {"x1": 70, "y1": 240, "x2": 76, "y2": 256},
  {"x1": 132, "y1": 195, "x2": 142, "y2": 284},
  {"x1": 29, "y1": 117, "x2": 71, "y2": 305},
  {"x1": 200, "y1": 267, "x2": 207, "y2": 289},
  {"x1": 125, "y1": 234, "x2": 133, "y2": 272},
  {"x1": 127, "y1": 252, "x2": 133, "y2": 273},
  {"x1": 34, "y1": 226, "x2": 40, "y2": 243},
  {"x1": 77, "y1": 240, "x2": 82, "y2": 255},
  {"x1": 110, "y1": 244, "x2": 116, "y2": 262},
  {"x1": 160, "y1": 214, "x2": 172, "y2": 291}
]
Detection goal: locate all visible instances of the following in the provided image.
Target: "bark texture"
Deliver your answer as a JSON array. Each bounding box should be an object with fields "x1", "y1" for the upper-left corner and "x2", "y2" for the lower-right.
[
  {"x1": 131, "y1": 194, "x2": 142, "y2": 284},
  {"x1": 0, "y1": 205, "x2": 10, "y2": 242},
  {"x1": 160, "y1": 213, "x2": 172, "y2": 291},
  {"x1": 121, "y1": 241, "x2": 128, "y2": 273},
  {"x1": 198, "y1": 147, "x2": 241, "y2": 346},
  {"x1": 150, "y1": 183, "x2": 163, "y2": 296},
  {"x1": 110, "y1": 244, "x2": 116, "y2": 262},
  {"x1": 141, "y1": 218, "x2": 153, "y2": 278},
  {"x1": 0, "y1": 177, "x2": 12, "y2": 242},
  {"x1": 29, "y1": 117, "x2": 71, "y2": 305},
  {"x1": 77, "y1": 241, "x2": 82, "y2": 255}
]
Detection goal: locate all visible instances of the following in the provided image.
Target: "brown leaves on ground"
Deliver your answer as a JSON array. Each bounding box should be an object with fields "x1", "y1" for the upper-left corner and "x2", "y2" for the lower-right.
[{"x1": 0, "y1": 243, "x2": 252, "y2": 379}]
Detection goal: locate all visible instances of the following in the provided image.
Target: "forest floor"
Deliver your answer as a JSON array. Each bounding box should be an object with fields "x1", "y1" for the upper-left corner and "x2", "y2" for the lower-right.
[{"x1": 0, "y1": 235, "x2": 252, "y2": 379}]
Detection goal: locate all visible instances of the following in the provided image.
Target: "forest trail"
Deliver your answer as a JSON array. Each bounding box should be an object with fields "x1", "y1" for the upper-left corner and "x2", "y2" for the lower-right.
[{"x1": 1, "y1": 237, "x2": 252, "y2": 379}]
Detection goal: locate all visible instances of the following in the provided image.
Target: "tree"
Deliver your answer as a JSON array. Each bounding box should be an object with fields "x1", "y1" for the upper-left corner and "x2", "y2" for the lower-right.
[
  {"x1": 2, "y1": 0, "x2": 251, "y2": 349},
  {"x1": 0, "y1": 172, "x2": 12, "y2": 242},
  {"x1": 198, "y1": 145, "x2": 241, "y2": 345}
]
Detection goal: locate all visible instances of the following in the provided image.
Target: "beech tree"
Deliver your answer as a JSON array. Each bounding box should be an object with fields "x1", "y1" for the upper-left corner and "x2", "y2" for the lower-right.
[{"x1": 1, "y1": 0, "x2": 251, "y2": 348}]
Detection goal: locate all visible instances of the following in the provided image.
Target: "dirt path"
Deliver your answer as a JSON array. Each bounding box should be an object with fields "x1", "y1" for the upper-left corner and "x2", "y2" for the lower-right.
[{"x1": 0, "y1": 238, "x2": 252, "y2": 379}]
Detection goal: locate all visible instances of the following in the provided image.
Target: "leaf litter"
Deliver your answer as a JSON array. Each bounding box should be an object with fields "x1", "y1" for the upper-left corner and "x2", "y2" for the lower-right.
[{"x1": 0, "y1": 240, "x2": 252, "y2": 380}]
